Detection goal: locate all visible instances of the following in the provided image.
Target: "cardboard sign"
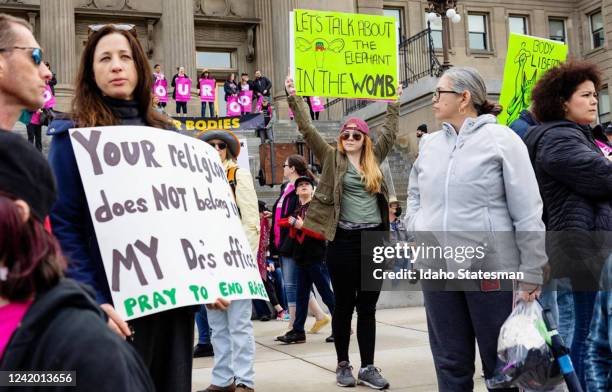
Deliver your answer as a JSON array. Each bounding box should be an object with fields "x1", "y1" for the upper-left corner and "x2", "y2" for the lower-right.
[
  {"x1": 175, "y1": 77, "x2": 192, "y2": 102},
  {"x1": 43, "y1": 85, "x2": 55, "y2": 109},
  {"x1": 226, "y1": 96, "x2": 242, "y2": 117},
  {"x1": 200, "y1": 79, "x2": 216, "y2": 103},
  {"x1": 239, "y1": 90, "x2": 253, "y2": 113},
  {"x1": 153, "y1": 79, "x2": 168, "y2": 103},
  {"x1": 69, "y1": 126, "x2": 268, "y2": 320},
  {"x1": 309, "y1": 96, "x2": 324, "y2": 112},
  {"x1": 290, "y1": 9, "x2": 399, "y2": 100},
  {"x1": 498, "y1": 34, "x2": 568, "y2": 126}
]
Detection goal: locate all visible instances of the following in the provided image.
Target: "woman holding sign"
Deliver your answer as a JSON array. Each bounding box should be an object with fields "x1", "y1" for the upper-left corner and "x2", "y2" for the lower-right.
[
  {"x1": 47, "y1": 25, "x2": 193, "y2": 392},
  {"x1": 285, "y1": 73, "x2": 400, "y2": 390},
  {"x1": 199, "y1": 69, "x2": 216, "y2": 117}
]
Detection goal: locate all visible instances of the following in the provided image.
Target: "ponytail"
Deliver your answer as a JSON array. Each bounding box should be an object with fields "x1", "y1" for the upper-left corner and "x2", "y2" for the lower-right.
[{"x1": 478, "y1": 100, "x2": 503, "y2": 116}]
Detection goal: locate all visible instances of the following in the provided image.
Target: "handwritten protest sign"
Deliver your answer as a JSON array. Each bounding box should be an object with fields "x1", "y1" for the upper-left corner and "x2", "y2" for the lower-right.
[
  {"x1": 69, "y1": 126, "x2": 268, "y2": 320},
  {"x1": 175, "y1": 77, "x2": 192, "y2": 102},
  {"x1": 154, "y1": 79, "x2": 168, "y2": 103},
  {"x1": 498, "y1": 34, "x2": 568, "y2": 126},
  {"x1": 239, "y1": 90, "x2": 253, "y2": 113},
  {"x1": 43, "y1": 85, "x2": 55, "y2": 108},
  {"x1": 290, "y1": 9, "x2": 399, "y2": 100},
  {"x1": 200, "y1": 79, "x2": 216, "y2": 102}
]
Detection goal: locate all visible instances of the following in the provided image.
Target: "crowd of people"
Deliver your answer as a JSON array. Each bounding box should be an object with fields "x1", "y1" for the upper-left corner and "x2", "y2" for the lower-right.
[{"x1": 0, "y1": 12, "x2": 611, "y2": 392}]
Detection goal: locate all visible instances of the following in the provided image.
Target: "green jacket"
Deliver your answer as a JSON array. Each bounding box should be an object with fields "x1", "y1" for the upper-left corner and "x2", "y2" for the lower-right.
[{"x1": 287, "y1": 95, "x2": 400, "y2": 241}]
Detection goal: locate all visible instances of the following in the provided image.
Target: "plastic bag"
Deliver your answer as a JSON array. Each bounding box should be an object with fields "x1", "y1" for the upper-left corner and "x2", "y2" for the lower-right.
[{"x1": 486, "y1": 300, "x2": 563, "y2": 390}]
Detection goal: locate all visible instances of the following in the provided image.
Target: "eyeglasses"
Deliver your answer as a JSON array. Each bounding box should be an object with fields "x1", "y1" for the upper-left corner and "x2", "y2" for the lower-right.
[
  {"x1": 0, "y1": 46, "x2": 43, "y2": 65},
  {"x1": 432, "y1": 88, "x2": 459, "y2": 102},
  {"x1": 282, "y1": 164, "x2": 290, "y2": 168},
  {"x1": 340, "y1": 131, "x2": 363, "y2": 141},
  {"x1": 88, "y1": 24, "x2": 137, "y2": 37},
  {"x1": 208, "y1": 142, "x2": 227, "y2": 150}
]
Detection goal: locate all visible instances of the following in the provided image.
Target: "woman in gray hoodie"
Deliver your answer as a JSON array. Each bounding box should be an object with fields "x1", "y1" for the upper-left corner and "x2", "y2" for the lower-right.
[{"x1": 406, "y1": 67, "x2": 547, "y2": 392}]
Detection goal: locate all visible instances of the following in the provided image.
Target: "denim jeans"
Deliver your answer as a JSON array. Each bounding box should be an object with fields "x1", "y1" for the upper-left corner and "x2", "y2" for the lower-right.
[
  {"x1": 570, "y1": 290, "x2": 597, "y2": 389},
  {"x1": 539, "y1": 278, "x2": 574, "y2": 347},
  {"x1": 270, "y1": 267, "x2": 288, "y2": 310},
  {"x1": 293, "y1": 261, "x2": 335, "y2": 333},
  {"x1": 195, "y1": 305, "x2": 211, "y2": 345},
  {"x1": 201, "y1": 101, "x2": 215, "y2": 117},
  {"x1": 208, "y1": 299, "x2": 255, "y2": 388},
  {"x1": 281, "y1": 256, "x2": 297, "y2": 306}
]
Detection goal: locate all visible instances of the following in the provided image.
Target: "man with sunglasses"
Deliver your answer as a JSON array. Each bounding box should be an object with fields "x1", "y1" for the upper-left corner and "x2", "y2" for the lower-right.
[{"x1": 0, "y1": 14, "x2": 52, "y2": 131}]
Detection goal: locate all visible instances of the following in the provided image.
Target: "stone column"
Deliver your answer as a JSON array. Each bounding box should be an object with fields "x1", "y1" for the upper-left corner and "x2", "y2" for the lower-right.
[
  {"x1": 271, "y1": 0, "x2": 299, "y2": 119},
  {"x1": 40, "y1": 0, "x2": 76, "y2": 90},
  {"x1": 161, "y1": 0, "x2": 197, "y2": 83},
  {"x1": 254, "y1": 0, "x2": 274, "y2": 83}
]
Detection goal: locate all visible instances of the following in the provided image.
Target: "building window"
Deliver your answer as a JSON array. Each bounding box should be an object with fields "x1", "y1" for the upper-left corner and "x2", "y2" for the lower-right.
[
  {"x1": 590, "y1": 10, "x2": 604, "y2": 49},
  {"x1": 549, "y1": 18, "x2": 566, "y2": 43},
  {"x1": 383, "y1": 7, "x2": 404, "y2": 41},
  {"x1": 196, "y1": 50, "x2": 232, "y2": 69},
  {"x1": 468, "y1": 13, "x2": 489, "y2": 51},
  {"x1": 508, "y1": 15, "x2": 528, "y2": 35},
  {"x1": 425, "y1": 13, "x2": 443, "y2": 49},
  {"x1": 599, "y1": 87, "x2": 610, "y2": 123}
]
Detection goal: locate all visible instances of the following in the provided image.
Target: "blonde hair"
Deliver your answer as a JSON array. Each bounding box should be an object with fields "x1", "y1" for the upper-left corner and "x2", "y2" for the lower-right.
[{"x1": 337, "y1": 134, "x2": 383, "y2": 194}]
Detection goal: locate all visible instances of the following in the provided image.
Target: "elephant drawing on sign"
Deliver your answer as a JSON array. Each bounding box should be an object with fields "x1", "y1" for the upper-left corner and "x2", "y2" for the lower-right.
[{"x1": 296, "y1": 38, "x2": 345, "y2": 69}]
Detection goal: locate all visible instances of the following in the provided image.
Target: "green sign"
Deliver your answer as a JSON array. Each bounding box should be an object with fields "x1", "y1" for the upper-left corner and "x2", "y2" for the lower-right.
[
  {"x1": 498, "y1": 33, "x2": 568, "y2": 126},
  {"x1": 290, "y1": 9, "x2": 399, "y2": 100}
]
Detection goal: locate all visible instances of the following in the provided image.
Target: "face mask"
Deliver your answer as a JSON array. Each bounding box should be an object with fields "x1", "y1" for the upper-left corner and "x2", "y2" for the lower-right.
[{"x1": 395, "y1": 206, "x2": 402, "y2": 217}]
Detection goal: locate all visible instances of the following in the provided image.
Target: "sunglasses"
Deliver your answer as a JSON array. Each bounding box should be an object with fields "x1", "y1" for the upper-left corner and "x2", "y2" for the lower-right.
[
  {"x1": 208, "y1": 142, "x2": 227, "y2": 150},
  {"x1": 340, "y1": 131, "x2": 363, "y2": 141},
  {"x1": 0, "y1": 46, "x2": 43, "y2": 65}
]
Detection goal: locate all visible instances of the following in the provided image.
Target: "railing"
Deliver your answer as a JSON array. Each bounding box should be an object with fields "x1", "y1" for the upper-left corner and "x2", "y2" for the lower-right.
[{"x1": 325, "y1": 27, "x2": 442, "y2": 116}]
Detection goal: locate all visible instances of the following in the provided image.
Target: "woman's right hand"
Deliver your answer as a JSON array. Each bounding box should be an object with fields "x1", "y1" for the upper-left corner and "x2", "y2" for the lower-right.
[{"x1": 100, "y1": 303, "x2": 131, "y2": 339}]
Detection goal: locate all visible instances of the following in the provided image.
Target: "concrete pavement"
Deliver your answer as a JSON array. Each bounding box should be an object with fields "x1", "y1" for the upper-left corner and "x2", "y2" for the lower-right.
[{"x1": 192, "y1": 307, "x2": 488, "y2": 391}]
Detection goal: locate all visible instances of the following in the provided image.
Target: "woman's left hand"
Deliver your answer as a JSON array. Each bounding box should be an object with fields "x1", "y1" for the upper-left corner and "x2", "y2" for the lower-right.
[
  {"x1": 517, "y1": 282, "x2": 541, "y2": 302},
  {"x1": 294, "y1": 216, "x2": 304, "y2": 229}
]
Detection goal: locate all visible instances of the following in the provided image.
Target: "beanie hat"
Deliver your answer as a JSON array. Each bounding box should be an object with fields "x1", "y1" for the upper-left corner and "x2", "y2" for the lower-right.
[
  {"x1": 341, "y1": 117, "x2": 369, "y2": 135},
  {"x1": 0, "y1": 131, "x2": 57, "y2": 221},
  {"x1": 417, "y1": 124, "x2": 428, "y2": 132},
  {"x1": 295, "y1": 176, "x2": 315, "y2": 188}
]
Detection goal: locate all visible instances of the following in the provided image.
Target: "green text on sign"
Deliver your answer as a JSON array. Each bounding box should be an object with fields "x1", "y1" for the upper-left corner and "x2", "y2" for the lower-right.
[
  {"x1": 291, "y1": 9, "x2": 399, "y2": 100},
  {"x1": 498, "y1": 33, "x2": 568, "y2": 126}
]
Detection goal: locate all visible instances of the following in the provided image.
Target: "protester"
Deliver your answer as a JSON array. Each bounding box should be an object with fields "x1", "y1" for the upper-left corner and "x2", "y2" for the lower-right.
[
  {"x1": 285, "y1": 74, "x2": 401, "y2": 390},
  {"x1": 305, "y1": 96, "x2": 320, "y2": 120},
  {"x1": 255, "y1": 98, "x2": 273, "y2": 144},
  {"x1": 199, "y1": 69, "x2": 215, "y2": 117},
  {"x1": 26, "y1": 108, "x2": 42, "y2": 151},
  {"x1": 592, "y1": 123, "x2": 612, "y2": 155},
  {"x1": 152, "y1": 63, "x2": 167, "y2": 108},
  {"x1": 197, "y1": 129, "x2": 259, "y2": 392},
  {"x1": 524, "y1": 61, "x2": 612, "y2": 388},
  {"x1": 194, "y1": 307, "x2": 214, "y2": 358},
  {"x1": 509, "y1": 108, "x2": 537, "y2": 138},
  {"x1": 416, "y1": 123, "x2": 427, "y2": 138},
  {"x1": 269, "y1": 155, "x2": 332, "y2": 335},
  {"x1": 0, "y1": 14, "x2": 52, "y2": 131},
  {"x1": 406, "y1": 66, "x2": 546, "y2": 392},
  {"x1": 0, "y1": 130, "x2": 154, "y2": 391},
  {"x1": 172, "y1": 66, "x2": 189, "y2": 115},
  {"x1": 152, "y1": 93, "x2": 166, "y2": 115},
  {"x1": 224, "y1": 72, "x2": 239, "y2": 113},
  {"x1": 45, "y1": 61, "x2": 57, "y2": 94},
  {"x1": 605, "y1": 124, "x2": 612, "y2": 144},
  {"x1": 276, "y1": 175, "x2": 335, "y2": 345},
  {"x1": 47, "y1": 25, "x2": 193, "y2": 392},
  {"x1": 252, "y1": 70, "x2": 271, "y2": 104},
  {"x1": 239, "y1": 73, "x2": 253, "y2": 114}
]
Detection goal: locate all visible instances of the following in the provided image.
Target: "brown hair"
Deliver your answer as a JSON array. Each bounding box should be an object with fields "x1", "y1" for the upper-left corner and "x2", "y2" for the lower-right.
[
  {"x1": 286, "y1": 154, "x2": 315, "y2": 179},
  {"x1": 531, "y1": 61, "x2": 602, "y2": 123},
  {"x1": 72, "y1": 25, "x2": 169, "y2": 128},
  {"x1": 0, "y1": 13, "x2": 32, "y2": 49}
]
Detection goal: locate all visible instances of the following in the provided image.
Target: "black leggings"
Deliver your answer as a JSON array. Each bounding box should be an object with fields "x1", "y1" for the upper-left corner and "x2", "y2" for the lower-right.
[{"x1": 326, "y1": 226, "x2": 382, "y2": 368}]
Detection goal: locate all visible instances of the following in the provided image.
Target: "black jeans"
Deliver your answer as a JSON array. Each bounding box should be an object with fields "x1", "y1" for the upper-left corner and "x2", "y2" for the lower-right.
[
  {"x1": 129, "y1": 308, "x2": 194, "y2": 392},
  {"x1": 176, "y1": 101, "x2": 187, "y2": 114},
  {"x1": 423, "y1": 290, "x2": 517, "y2": 392},
  {"x1": 293, "y1": 261, "x2": 335, "y2": 333},
  {"x1": 326, "y1": 226, "x2": 382, "y2": 368},
  {"x1": 26, "y1": 123, "x2": 42, "y2": 152},
  {"x1": 201, "y1": 101, "x2": 215, "y2": 117}
]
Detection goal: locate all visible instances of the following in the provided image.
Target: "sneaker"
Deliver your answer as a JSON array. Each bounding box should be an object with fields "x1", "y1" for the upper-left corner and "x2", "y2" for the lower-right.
[
  {"x1": 235, "y1": 384, "x2": 254, "y2": 392},
  {"x1": 358, "y1": 365, "x2": 389, "y2": 390},
  {"x1": 308, "y1": 315, "x2": 330, "y2": 333},
  {"x1": 277, "y1": 329, "x2": 306, "y2": 344},
  {"x1": 325, "y1": 334, "x2": 334, "y2": 343},
  {"x1": 276, "y1": 310, "x2": 290, "y2": 321},
  {"x1": 199, "y1": 383, "x2": 235, "y2": 392},
  {"x1": 336, "y1": 361, "x2": 356, "y2": 387},
  {"x1": 193, "y1": 343, "x2": 214, "y2": 358}
]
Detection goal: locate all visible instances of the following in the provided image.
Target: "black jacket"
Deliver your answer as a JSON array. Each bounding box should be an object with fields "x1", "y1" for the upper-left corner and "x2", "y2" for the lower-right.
[
  {"x1": 252, "y1": 76, "x2": 272, "y2": 97},
  {"x1": 223, "y1": 80, "x2": 239, "y2": 101},
  {"x1": 269, "y1": 183, "x2": 299, "y2": 257},
  {"x1": 0, "y1": 279, "x2": 154, "y2": 391},
  {"x1": 523, "y1": 121, "x2": 612, "y2": 285},
  {"x1": 289, "y1": 202, "x2": 326, "y2": 266}
]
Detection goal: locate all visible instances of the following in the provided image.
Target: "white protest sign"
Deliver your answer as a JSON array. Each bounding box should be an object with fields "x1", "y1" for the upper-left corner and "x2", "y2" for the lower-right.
[{"x1": 69, "y1": 126, "x2": 268, "y2": 320}]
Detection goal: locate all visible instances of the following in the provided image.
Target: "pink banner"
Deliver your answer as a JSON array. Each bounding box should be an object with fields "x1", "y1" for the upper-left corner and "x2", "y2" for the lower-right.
[
  {"x1": 309, "y1": 96, "x2": 324, "y2": 112},
  {"x1": 153, "y1": 79, "x2": 168, "y2": 103},
  {"x1": 255, "y1": 95, "x2": 263, "y2": 112},
  {"x1": 226, "y1": 96, "x2": 242, "y2": 117},
  {"x1": 42, "y1": 85, "x2": 55, "y2": 108},
  {"x1": 239, "y1": 90, "x2": 253, "y2": 113},
  {"x1": 199, "y1": 79, "x2": 216, "y2": 102},
  {"x1": 175, "y1": 77, "x2": 191, "y2": 102}
]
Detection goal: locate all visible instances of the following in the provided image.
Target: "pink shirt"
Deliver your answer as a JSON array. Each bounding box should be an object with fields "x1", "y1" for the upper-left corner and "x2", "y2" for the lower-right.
[
  {"x1": 0, "y1": 300, "x2": 32, "y2": 359},
  {"x1": 274, "y1": 182, "x2": 295, "y2": 248}
]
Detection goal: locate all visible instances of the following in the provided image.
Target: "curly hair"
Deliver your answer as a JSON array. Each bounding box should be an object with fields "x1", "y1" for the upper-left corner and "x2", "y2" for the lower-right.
[{"x1": 531, "y1": 61, "x2": 602, "y2": 122}]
